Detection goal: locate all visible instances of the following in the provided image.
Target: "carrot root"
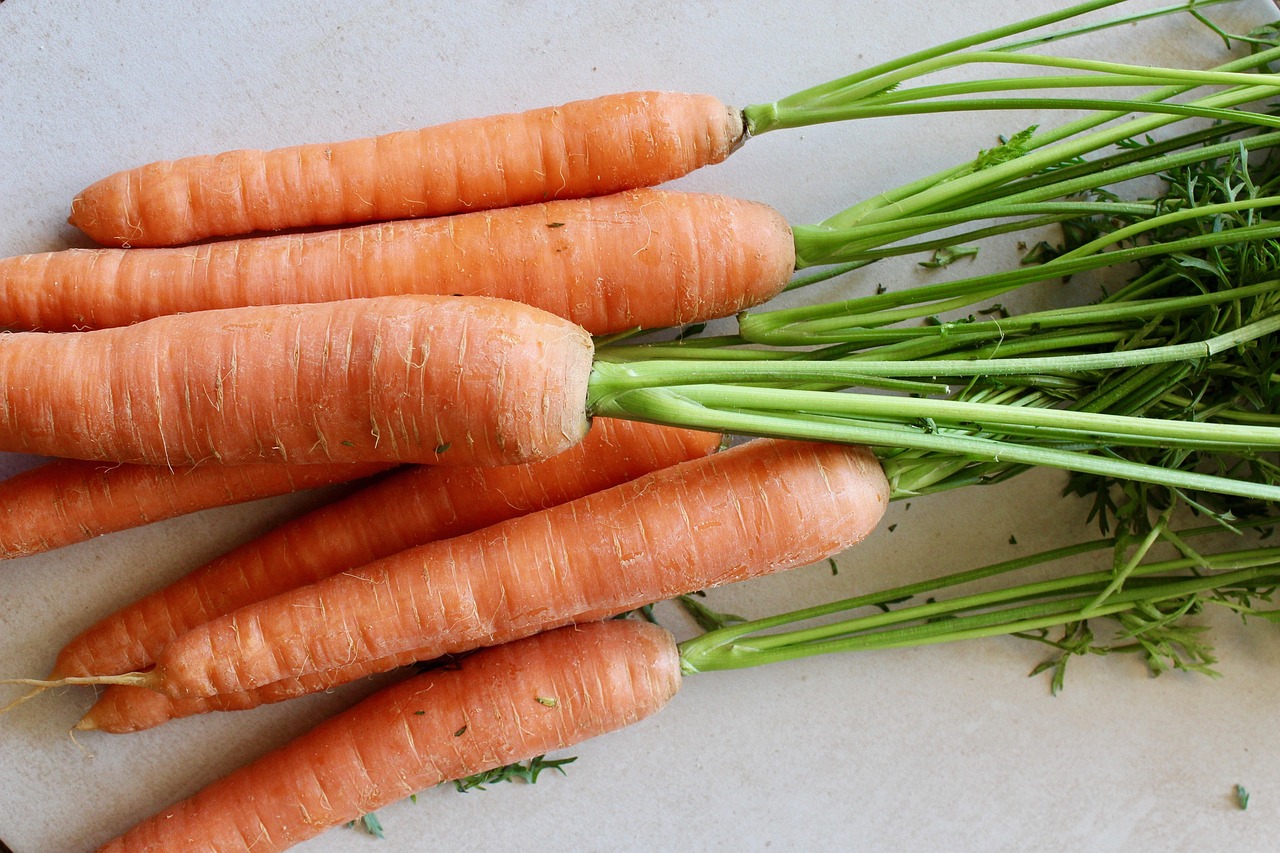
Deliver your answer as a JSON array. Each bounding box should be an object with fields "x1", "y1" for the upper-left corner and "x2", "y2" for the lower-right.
[
  {"x1": 0, "y1": 295, "x2": 593, "y2": 467},
  {"x1": 148, "y1": 438, "x2": 888, "y2": 703},
  {"x1": 7, "y1": 190, "x2": 795, "y2": 335},
  {"x1": 0, "y1": 457, "x2": 390, "y2": 560},
  {"x1": 0, "y1": 672, "x2": 156, "y2": 715},
  {"x1": 69, "y1": 92, "x2": 743, "y2": 247},
  {"x1": 95, "y1": 620, "x2": 681, "y2": 852}
]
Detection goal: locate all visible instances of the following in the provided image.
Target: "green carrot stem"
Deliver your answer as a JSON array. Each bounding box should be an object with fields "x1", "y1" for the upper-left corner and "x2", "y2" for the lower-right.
[
  {"x1": 679, "y1": 563, "x2": 1278, "y2": 672},
  {"x1": 590, "y1": 387, "x2": 1280, "y2": 501},
  {"x1": 742, "y1": 0, "x2": 1130, "y2": 134},
  {"x1": 593, "y1": 312, "x2": 1280, "y2": 388}
]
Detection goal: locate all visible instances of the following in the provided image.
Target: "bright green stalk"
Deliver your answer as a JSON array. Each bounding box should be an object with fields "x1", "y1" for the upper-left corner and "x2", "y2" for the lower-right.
[
  {"x1": 742, "y1": 0, "x2": 1130, "y2": 133},
  {"x1": 677, "y1": 533, "x2": 1280, "y2": 674},
  {"x1": 590, "y1": 386, "x2": 1280, "y2": 502}
]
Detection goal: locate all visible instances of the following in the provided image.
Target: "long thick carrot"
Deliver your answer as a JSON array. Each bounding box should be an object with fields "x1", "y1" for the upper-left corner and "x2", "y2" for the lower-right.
[
  {"x1": 69, "y1": 92, "x2": 743, "y2": 247},
  {"x1": 0, "y1": 457, "x2": 389, "y2": 560},
  {"x1": 95, "y1": 620, "x2": 682, "y2": 853},
  {"x1": 2, "y1": 190, "x2": 794, "y2": 334},
  {"x1": 59, "y1": 419, "x2": 718, "y2": 732},
  {"x1": 0, "y1": 295, "x2": 593, "y2": 468},
  {"x1": 102, "y1": 438, "x2": 887, "y2": 703}
]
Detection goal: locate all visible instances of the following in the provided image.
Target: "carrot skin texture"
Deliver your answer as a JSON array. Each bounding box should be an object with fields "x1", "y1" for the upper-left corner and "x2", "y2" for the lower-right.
[
  {"x1": 0, "y1": 295, "x2": 593, "y2": 468},
  {"x1": 70, "y1": 91, "x2": 743, "y2": 247},
  {"x1": 73, "y1": 421, "x2": 715, "y2": 732},
  {"x1": 5, "y1": 190, "x2": 794, "y2": 335},
  {"x1": 55, "y1": 418, "x2": 716, "y2": 681},
  {"x1": 96, "y1": 620, "x2": 681, "y2": 853},
  {"x1": 0, "y1": 458, "x2": 389, "y2": 559},
  {"x1": 148, "y1": 438, "x2": 889, "y2": 702}
]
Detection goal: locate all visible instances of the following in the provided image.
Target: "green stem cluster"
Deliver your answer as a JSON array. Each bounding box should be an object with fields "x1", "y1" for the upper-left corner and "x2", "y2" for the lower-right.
[{"x1": 588, "y1": 4, "x2": 1280, "y2": 508}]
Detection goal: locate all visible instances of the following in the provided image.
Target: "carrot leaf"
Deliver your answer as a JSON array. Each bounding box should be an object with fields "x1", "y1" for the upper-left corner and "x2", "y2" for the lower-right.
[
  {"x1": 346, "y1": 813, "x2": 385, "y2": 839},
  {"x1": 450, "y1": 755, "x2": 577, "y2": 792}
]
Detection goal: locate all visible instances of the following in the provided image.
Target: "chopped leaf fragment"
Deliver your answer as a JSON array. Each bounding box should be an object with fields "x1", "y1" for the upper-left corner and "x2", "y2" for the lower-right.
[
  {"x1": 450, "y1": 754, "x2": 577, "y2": 792},
  {"x1": 346, "y1": 812, "x2": 385, "y2": 839},
  {"x1": 678, "y1": 594, "x2": 746, "y2": 632},
  {"x1": 919, "y1": 245, "x2": 979, "y2": 269},
  {"x1": 1236, "y1": 784, "x2": 1251, "y2": 810}
]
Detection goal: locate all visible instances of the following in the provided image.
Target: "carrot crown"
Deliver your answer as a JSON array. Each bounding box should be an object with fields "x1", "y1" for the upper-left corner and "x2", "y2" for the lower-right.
[{"x1": 589, "y1": 14, "x2": 1280, "y2": 513}]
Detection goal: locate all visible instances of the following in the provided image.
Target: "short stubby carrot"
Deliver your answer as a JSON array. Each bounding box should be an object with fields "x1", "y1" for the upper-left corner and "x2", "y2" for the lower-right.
[
  {"x1": 95, "y1": 620, "x2": 682, "y2": 853},
  {"x1": 69, "y1": 92, "x2": 743, "y2": 247},
  {"x1": 2, "y1": 190, "x2": 794, "y2": 335},
  {"x1": 126, "y1": 438, "x2": 888, "y2": 703},
  {"x1": 53, "y1": 418, "x2": 716, "y2": 684},
  {"x1": 0, "y1": 295, "x2": 593, "y2": 468},
  {"x1": 0, "y1": 457, "x2": 389, "y2": 560}
]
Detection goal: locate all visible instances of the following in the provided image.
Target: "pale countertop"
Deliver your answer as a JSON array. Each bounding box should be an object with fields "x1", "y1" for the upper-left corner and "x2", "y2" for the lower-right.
[{"x1": 4, "y1": 2, "x2": 1280, "y2": 851}]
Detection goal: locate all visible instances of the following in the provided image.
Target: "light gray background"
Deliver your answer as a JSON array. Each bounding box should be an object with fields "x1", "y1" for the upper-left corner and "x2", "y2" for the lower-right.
[{"x1": 2, "y1": 2, "x2": 1280, "y2": 850}]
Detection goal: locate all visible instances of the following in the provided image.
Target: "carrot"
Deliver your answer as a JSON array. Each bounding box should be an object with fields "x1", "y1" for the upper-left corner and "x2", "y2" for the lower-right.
[
  {"x1": 1, "y1": 189, "x2": 794, "y2": 335},
  {"x1": 0, "y1": 295, "x2": 593, "y2": 468},
  {"x1": 69, "y1": 92, "x2": 743, "y2": 247},
  {"x1": 95, "y1": 619, "x2": 681, "y2": 853},
  {"x1": 56, "y1": 419, "x2": 717, "y2": 731},
  {"x1": 0, "y1": 457, "x2": 390, "y2": 560},
  {"x1": 65, "y1": 0, "x2": 1147, "y2": 250},
  {"x1": 81, "y1": 438, "x2": 886, "y2": 704}
]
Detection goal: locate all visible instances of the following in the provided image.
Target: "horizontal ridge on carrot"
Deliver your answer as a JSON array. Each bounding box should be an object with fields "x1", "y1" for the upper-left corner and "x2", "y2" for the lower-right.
[
  {"x1": 3, "y1": 190, "x2": 794, "y2": 334},
  {"x1": 90, "y1": 438, "x2": 888, "y2": 704},
  {"x1": 0, "y1": 295, "x2": 593, "y2": 468},
  {"x1": 95, "y1": 620, "x2": 682, "y2": 852},
  {"x1": 0, "y1": 457, "x2": 390, "y2": 560}
]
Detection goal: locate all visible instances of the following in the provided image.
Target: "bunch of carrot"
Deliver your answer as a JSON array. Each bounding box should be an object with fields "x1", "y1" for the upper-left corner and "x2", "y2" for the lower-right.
[{"x1": 7, "y1": 2, "x2": 1280, "y2": 850}]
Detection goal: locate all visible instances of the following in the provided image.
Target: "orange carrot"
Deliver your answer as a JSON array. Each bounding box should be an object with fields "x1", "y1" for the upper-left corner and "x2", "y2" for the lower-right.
[
  {"x1": 3, "y1": 189, "x2": 794, "y2": 335},
  {"x1": 59, "y1": 419, "x2": 717, "y2": 732},
  {"x1": 0, "y1": 295, "x2": 593, "y2": 468},
  {"x1": 69, "y1": 92, "x2": 743, "y2": 247},
  {"x1": 104, "y1": 438, "x2": 887, "y2": 704},
  {"x1": 95, "y1": 620, "x2": 681, "y2": 853},
  {"x1": 0, "y1": 457, "x2": 390, "y2": 559}
]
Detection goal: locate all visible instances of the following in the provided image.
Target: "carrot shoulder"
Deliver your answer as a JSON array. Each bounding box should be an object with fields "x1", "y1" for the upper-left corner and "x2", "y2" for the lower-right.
[
  {"x1": 70, "y1": 91, "x2": 744, "y2": 247},
  {"x1": 96, "y1": 620, "x2": 681, "y2": 853},
  {"x1": 4, "y1": 190, "x2": 793, "y2": 335},
  {"x1": 0, "y1": 295, "x2": 593, "y2": 468},
  {"x1": 0, "y1": 457, "x2": 389, "y2": 560},
  {"x1": 140, "y1": 438, "x2": 888, "y2": 702},
  {"x1": 55, "y1": 418, "x2": 716, "y2": 680}
]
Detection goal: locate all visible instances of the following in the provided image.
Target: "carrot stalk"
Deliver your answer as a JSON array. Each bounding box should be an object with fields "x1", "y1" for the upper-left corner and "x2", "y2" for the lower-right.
[
  {"x1": 0, "y1": 457, "x2": 390, "y2": 560},
  {"x1": 94, "y1": 620, "x2": 682, "y2": 853},
  {"x1": 0, "y1": 295, "x2": 593, "y2": 468},
  {"x1": 58, "y1": 419, "x2": 718, "y2": 732},
  {"x1": 79, "y1": 438, "x2": 885, "y2": 704},
  {"x1": 4, "y1": 190, "x2": 795, "y2": 334}
]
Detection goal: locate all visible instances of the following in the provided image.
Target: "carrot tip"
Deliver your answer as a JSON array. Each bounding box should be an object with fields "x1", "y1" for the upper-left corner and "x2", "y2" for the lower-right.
[
  {"x1": 73, "y1": 713, "x2": 99, "y2": 732},
  {"x1": 1, "y1": 672, "x2": 153, "y2": 690},
  {"x1": 0, "y1": 685, "x2": 49, "y2": 715}
]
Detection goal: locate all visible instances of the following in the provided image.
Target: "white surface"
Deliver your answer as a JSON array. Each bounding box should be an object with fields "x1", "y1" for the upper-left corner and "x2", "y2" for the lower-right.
[{"x1": 2, "y1": 1, "x2": 1280, "y2": 851}]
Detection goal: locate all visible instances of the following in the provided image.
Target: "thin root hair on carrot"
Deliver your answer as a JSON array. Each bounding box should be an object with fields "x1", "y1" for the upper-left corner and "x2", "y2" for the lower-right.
[{"x1": 0, "y1": 673, "x2": 155, "y2": 714}]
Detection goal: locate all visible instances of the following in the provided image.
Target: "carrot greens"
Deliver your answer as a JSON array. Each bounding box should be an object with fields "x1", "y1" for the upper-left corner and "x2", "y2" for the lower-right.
[{"x1": 590, "y1": 14, "x2": 1280, "y2": 507}]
